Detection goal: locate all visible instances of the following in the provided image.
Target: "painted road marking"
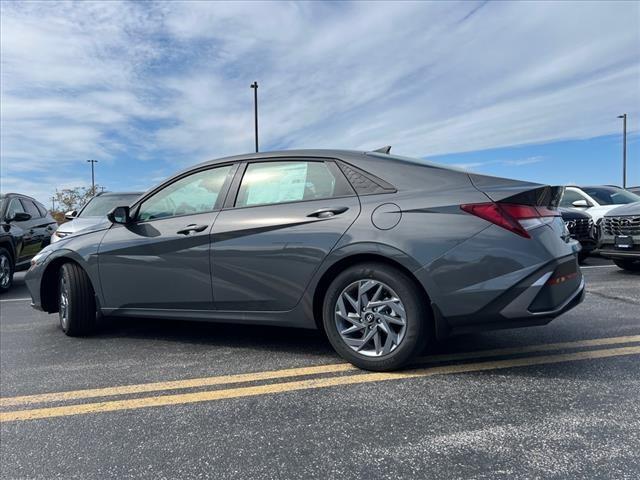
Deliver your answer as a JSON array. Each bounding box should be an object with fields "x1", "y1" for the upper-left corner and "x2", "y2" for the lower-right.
[
  {"x1": 581, "y1": 265, "x2": 617, "y2": 269},
  {"x1": 0, "y1": 297, "x2": 32, "y2": 303},
  {"x1": 1, "y1": 345, "x2": 638, "y2": 422},
  {"x1": 2, "y1": 334, "x2": 639, "y2": 408}
]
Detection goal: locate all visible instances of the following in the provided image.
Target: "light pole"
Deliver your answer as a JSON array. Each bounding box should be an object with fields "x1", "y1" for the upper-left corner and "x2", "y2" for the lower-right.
[
  {"x1": 250, "y1": 81, "x2": 259, "y2": 152},
  {"x1": 87, "y1": 159, "x2": 98, "y2": 195},
  {"x1": 617, "y1": 114, "x2": 627, "y2": 188}
]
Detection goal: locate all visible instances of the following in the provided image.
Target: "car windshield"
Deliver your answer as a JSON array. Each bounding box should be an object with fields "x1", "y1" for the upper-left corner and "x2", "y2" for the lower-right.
[
  {"x1": 582, "y1": 187, "x2": 640, "y2": 205},
  {"x1": 78, "y1": 194, "x2": 139, "y2": 217}
]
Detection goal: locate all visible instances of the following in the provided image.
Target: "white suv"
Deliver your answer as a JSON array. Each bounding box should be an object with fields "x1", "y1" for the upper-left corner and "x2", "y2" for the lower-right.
[{"x1": 559, "y1": 186, "x2": 640, "y2": 223}]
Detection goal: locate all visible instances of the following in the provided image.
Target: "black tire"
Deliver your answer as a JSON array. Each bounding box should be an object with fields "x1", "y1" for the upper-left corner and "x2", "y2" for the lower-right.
[
  {"x1": 613, "y1": 259, "x2": 640, "y2": 272},
  {"x1": 59, "y1": 263, "x2": 97, "y2": 336},
  {"x1": 578, "y1": 252, "x2": 588, "y2": 264},
  {"x1": 0, "y1": 247, "x2": 14, "y2": 294},
  {"x1": 322, "y1": 262, "x2": 429, "y2": 371}
]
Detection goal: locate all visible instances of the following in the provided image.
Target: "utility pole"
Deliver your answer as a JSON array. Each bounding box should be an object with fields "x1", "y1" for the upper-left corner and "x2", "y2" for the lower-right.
[
  {"x1": 50, "y1": 196, "x2": 56, "y2": 212},
  {"x1": 87, "y1": 159, "x2": 98, "y2": 195},
  {"x1": 617, "y1": 114, "x2": 627, "y2": 188},
  {"x1": 250, "y1": 81, "x2": 259, "y2": 152}
]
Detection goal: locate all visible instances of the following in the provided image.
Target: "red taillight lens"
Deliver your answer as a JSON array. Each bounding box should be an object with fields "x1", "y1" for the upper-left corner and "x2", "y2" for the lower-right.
[{"x1": 460, "y1": 203, "x2": 560, "y2": 239}]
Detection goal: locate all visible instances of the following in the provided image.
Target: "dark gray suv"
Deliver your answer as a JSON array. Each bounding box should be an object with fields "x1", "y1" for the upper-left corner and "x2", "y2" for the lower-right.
[{"x1": 25, "y1": 149, "x2": 584, "y2": 370}]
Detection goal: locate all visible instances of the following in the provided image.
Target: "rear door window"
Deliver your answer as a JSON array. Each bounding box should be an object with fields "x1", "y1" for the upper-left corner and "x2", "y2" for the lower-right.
[{"x1": 235, "y1": 161, "x2": 354, "y2": 208}]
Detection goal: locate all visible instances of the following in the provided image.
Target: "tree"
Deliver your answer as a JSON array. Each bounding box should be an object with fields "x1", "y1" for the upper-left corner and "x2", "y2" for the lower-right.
[{"x1": 53, "y1": 185, "x2": 105, "y2": 213}]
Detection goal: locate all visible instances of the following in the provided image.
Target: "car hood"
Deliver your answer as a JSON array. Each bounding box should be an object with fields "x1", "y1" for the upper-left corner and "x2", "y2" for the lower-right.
[
  {"x1": 57, "y1": 217, "x2": 110, "y2": 235},
  {"x1": 585, "y1": 205, "x2": 619, "y2": 222},
  {"x1": 57, "y1": 217, "x2": 112, "y2": 239},
  {"x1": 604, "y1": 201, "x2": 640, "y2": 217},
  {"x1": 558, "y1": 207, "x2": 590, "y2": 220}
]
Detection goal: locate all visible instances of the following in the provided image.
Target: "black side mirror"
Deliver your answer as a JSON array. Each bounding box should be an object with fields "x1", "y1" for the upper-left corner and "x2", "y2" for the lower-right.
[
  {"x1": 107, "y1": 206, "x2": 131, "y2": 225},
  {"x1": 9, "y1": 212, "x2": 31, "y2": 222}
]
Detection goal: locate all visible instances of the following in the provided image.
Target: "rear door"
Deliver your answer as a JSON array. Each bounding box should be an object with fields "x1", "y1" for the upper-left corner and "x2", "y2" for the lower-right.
[
  {"x1": 98, "y1": 164, "x2": 235, "y2": 310},
  {"x1": 211, "y1": 159, "x2": 360, "y2": 311}
]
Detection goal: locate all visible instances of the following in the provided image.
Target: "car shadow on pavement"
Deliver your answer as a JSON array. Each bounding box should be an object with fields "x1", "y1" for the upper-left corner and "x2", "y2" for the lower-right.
[{"x1": 96, "y1": 316, "x2": 336, "y2": 357}]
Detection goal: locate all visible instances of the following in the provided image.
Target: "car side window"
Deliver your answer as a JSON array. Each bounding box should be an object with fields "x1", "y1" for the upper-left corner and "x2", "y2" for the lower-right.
[
  {"x1": 235, "y1": 161, "x2": 353, "y2": 208},
  {"x1": 560, "y1": 190, "x2": 584, "y2": 208},
  {"x1": 137, "y1": 165, "x2": 232, "y2": 222},
  {"x1": 20, "y1": 199, "x2": 42, "y2": 219},
  {"x1": 6, "y1": 199, "x2": 26, "y2": 219}
]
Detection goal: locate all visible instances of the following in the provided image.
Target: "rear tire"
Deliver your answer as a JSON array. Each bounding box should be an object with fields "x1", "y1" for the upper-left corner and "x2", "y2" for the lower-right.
[
  {"x1": 613, "y1": 259, "x2": 640, "y2": 272},
  {"x1": 0, "y1": 248, "x2": 14, "y2": 293},
  {"x1": 322, "y1": 262, "x2": 429, "y2": 371},
  {"x1": 578, "y1": 252, "x2": 588, "y2": 264},
  {"x1": 59, "y1": 263, "x2": 97, "y2": 336}
]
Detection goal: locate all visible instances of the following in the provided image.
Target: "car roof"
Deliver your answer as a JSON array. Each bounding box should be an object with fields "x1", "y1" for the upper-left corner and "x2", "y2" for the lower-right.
[
  {"x1": 193, "y1": 149, "x2": 368, "y2": 168},
  {"x1": 0, "y1": 192, "x2": 40, "y2": 202}
]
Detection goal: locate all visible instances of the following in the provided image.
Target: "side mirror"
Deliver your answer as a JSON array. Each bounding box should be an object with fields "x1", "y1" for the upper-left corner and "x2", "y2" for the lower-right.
[
  {"x1": 107, "y1": 206, "x2": 131, "y2": 225},
  {"x1": 9, "y1": 212, "x2": 31, "y2": 222},
  {"x1": 572, "y1": 199, "x2": 590, "y2": 208},
  {"x1": 65, "y1": 210, "x2": 78, "y2": 220}
]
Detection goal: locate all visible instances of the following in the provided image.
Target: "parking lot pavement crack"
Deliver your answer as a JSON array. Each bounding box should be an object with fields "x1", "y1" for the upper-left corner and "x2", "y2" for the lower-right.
[{"x1": 586, "y1": 288, "x2": 640, "y2": 305}]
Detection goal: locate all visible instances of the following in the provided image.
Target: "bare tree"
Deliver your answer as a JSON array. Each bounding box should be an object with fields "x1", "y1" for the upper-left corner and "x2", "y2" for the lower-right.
[{"x1": 52, "y1": 185, "x2": 105, "y2": 213}]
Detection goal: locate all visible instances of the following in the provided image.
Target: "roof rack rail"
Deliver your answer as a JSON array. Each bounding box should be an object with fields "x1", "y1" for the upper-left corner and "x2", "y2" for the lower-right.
[{"x1": 371, "y1": 145, "x2": 392, "y2": 154}]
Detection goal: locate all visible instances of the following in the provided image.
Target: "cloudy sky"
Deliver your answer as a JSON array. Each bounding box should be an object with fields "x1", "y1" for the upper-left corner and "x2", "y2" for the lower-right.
[{"x1": 1, "y1": 0, "x2": 639, "y2": 206}]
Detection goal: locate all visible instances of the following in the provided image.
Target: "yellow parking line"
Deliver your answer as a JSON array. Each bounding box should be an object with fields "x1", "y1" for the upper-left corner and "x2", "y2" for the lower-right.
[
  {"x1": 1, "y1": 345, "x2": 638, "y2": 423},
  {"x1": 0, "y1": 363, "x2": 357, "y2": 407},
  {"x1": 417, "y1": 335, "x2": 640, "y2": 363},
  {"x1": 2, "y1": 334, "x2": 639, "y2": 408}
]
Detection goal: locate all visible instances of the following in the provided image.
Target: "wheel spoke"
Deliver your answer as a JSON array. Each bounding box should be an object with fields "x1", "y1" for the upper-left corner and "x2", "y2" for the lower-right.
[
  {"x1": 378, "y1": 313, "x2": 406, "y2": 326},
  {"x1": 373, "y1": 329, "x2": 382, "y2": 355},
  {"x1": 341, "y1": 324, "x2": 365, "y2": 335}
]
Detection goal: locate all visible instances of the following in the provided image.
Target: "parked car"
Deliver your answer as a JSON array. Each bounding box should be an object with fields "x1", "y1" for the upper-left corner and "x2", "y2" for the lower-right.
[
  {"x1": 0, "y1": 193, "x2": 57, "y2": 293},
  {"x1": 52, "y1": 191, "x2": 142, "y2": 243},
  {"x1": 628, "y1": 186, "x2": 640, "y2": 196},
  {"x1": 559, "y1": 185, "x2": 640, "y2": 223},
  {"x1": 559, "y1": 207, "x2": 595, "y2": 263},
  {"x1": 25, "y1": 149, "x2": 584, "y2": 371},
  {"x1": 598, "y1": 201, "x2": 640, "y2": 271}
]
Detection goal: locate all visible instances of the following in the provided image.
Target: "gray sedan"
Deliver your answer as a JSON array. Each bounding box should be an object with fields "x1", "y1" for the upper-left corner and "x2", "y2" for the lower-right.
[{"x1": 25, "y1": 149, "x2": 584, "y2": 370}]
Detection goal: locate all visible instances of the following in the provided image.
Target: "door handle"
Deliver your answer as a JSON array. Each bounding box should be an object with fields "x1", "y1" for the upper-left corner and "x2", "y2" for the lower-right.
[
  {"x1": 307, "y1": 207, "x2": 349, "y2": 219},
  {"x1": 176, "y1": 224, "x2": 208, "y2": 235}
]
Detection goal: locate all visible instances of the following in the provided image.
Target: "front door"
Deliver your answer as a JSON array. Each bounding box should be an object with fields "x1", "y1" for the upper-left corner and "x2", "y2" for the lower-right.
[
  {"x1": 211, "y1": 159, "x2": 360, "y2": 311},
  {"x1": 98, "y1": 164, "x2": 234, "y2": 310}
]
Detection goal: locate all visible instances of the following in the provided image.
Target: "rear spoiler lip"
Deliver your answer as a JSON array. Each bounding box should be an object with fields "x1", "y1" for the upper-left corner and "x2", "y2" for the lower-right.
[{"x1": 467, "y1": 173, "x2": 564, "y2": 207}]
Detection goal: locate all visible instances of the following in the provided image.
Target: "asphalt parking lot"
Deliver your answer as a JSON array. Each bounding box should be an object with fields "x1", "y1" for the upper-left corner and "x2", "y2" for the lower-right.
[{"x1": 1, "y1": 257, "x2": 639, "y2": 479}]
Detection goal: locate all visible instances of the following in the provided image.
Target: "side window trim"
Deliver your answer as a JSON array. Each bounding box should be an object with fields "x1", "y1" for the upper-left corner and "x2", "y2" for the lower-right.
[
  {"x1": 227, "y1": 159, "x2": 356, "y2": 210},
  {"x1": 133, "y1": 163, "x2": 238, "y2": 223}
]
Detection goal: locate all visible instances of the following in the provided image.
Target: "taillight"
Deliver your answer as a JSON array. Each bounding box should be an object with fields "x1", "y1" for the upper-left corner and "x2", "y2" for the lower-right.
[{"x1": 460, "y1": 203, "x2": 560, "y2": 239}]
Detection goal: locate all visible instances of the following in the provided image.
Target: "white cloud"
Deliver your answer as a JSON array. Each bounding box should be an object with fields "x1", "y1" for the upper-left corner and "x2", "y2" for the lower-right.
[{"x1": 1, "y1": 0, "x2": 639, "y2": 202}]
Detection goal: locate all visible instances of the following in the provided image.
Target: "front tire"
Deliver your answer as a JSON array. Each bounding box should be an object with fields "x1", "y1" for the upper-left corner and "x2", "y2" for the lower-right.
[
  {"x1": 0, "y1": 248, "x2": 14, "y2": 293},
  {"x1": 613, "y1": 259, "x2": 640, "y2": 272},
  {"x1": 322, "y1": 262, "x2": 429, "y2": 371},
  {"x1": 59, "y1": 263, "x2": 97, "y2": 336}
]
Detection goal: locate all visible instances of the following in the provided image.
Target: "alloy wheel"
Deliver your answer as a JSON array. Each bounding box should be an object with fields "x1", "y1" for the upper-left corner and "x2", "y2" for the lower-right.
[
  {"x1": 59, "y1": 274, "x2": 69, "y2": 329},
  {"x1": 334, "y1": 279, "x2": 407, "y2": 357},
  {"x1": 0, "y1": 255, "x2": 10, "y2": 289}
]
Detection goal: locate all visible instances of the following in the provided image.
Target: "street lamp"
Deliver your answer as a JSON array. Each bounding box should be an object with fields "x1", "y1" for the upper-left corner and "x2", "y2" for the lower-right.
[
  {"x1": 87, "y1": 159, "x2": 98, "y2": 195},
  {"x1": 250, "y1": 81, "x2": 259, "y2": 153},
  {"x1": 617, "y1": 114, "x2": 627, "y2": 188}
]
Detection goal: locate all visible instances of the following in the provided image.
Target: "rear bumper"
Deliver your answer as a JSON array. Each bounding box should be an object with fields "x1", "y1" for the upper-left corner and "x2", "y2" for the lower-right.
[
  {"x1": 433, "y1": 254, "x2": 584, "y2": 337},
  {"x1": 599, "y1": 246, "x2": 640, "y2": 261}
]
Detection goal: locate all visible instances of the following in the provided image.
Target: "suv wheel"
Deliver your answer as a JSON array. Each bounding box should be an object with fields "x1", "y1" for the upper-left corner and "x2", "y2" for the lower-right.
[
  {"x1": 59, "y1": 263, "x2": 97, "y2": 336},
  {"x1": 613, "y1": 259, "x2": 640, "y2": 272},
  {"x1": 323, "y1": 262, "x2": 428, "y2": 371},
  {"x1": 0, "y1": 248, "x2": 14, "y2": 293}
]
